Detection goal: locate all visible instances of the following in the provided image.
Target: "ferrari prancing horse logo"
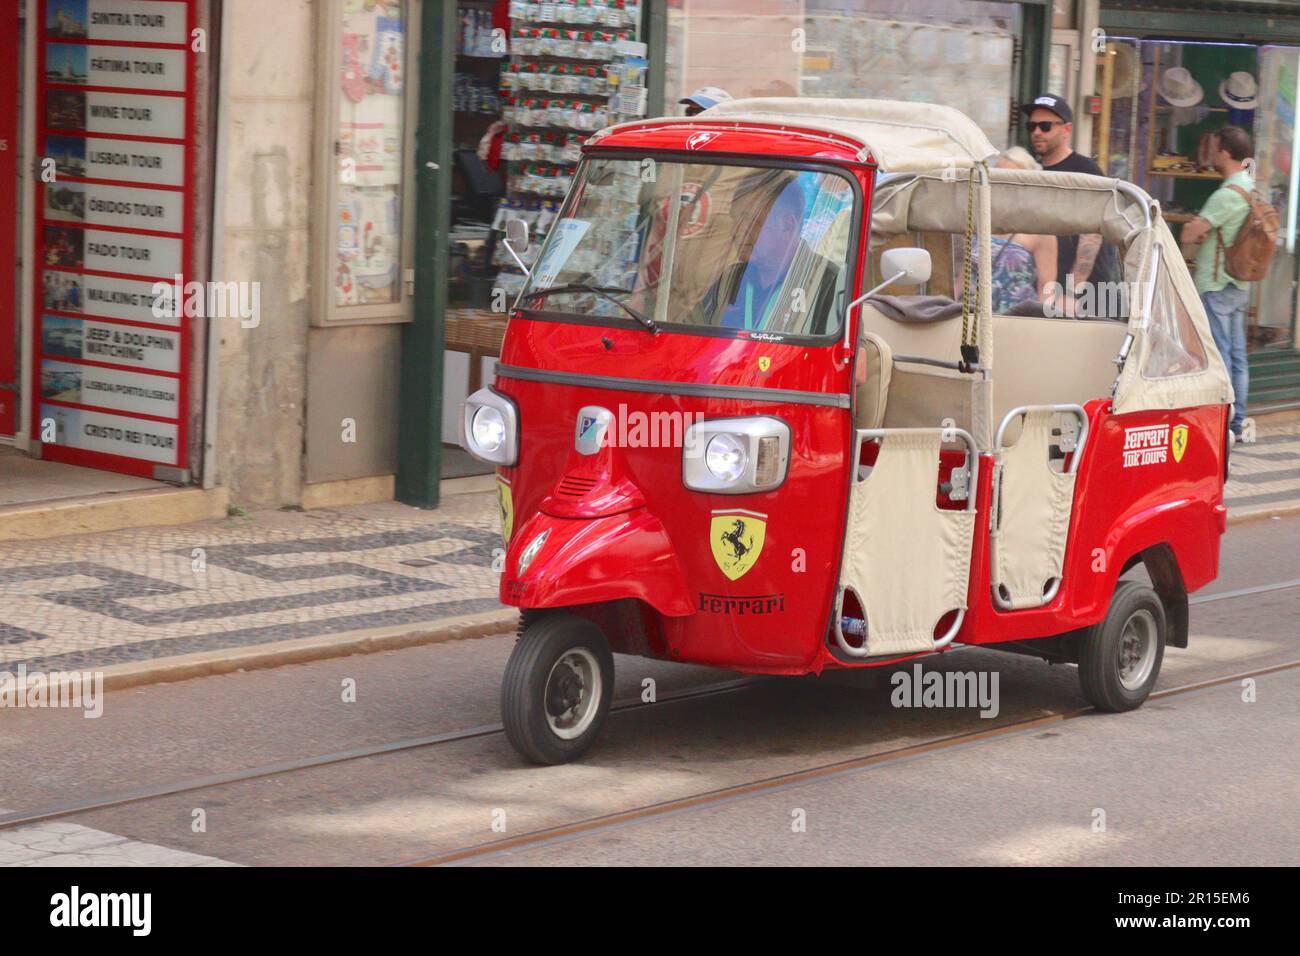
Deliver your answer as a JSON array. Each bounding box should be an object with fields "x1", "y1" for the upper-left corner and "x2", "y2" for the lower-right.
[
  {"x1": 710, "y1": 508, "x2": 767, "y2": 581},
  {"x1": 1171, "y1": 425, "x2": 1189, "y2": 463},
  {"x1": 496, "y1": 476, "x2": 514, "y2": 544}
]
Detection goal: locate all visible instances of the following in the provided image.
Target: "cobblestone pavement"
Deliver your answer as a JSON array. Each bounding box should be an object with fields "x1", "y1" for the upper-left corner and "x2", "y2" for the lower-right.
[{"x1": 0, "y1": 416, "x2": 1294, "y2": 674}]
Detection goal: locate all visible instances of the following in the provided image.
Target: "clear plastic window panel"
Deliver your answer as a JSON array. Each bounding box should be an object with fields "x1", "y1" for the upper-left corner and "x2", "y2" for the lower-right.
[
  {"x1": 1143, "y1": 259, "x2": 1209, "y2": 378},
  {"x1": 522, "y1": 158, "x2": 854, "y2": 337}
]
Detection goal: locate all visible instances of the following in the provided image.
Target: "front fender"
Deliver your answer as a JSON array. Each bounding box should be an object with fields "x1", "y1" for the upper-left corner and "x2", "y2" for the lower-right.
[{"x1": 500, "y1": 508, "x2": 695, "y2": 617}]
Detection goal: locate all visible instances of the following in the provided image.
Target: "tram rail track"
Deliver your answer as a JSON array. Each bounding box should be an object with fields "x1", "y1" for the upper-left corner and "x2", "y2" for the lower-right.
[
  {"x1": 0, "y1": 676, "x2": 756, "y2": 832},
  {"x1": 402, "y1": 657, "x2": 1300, "y2": 866},
  {"x1": 0, "y1": 579, "x2": 1295, "y2": 839}
]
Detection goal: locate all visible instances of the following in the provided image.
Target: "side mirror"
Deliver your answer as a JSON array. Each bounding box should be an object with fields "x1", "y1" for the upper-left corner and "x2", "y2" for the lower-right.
[
  {"x1": 504, "y1": 218, "x2": 530, "y2": 253},
  {"x1": 879, "y1": 247, "x2": 931, "y2": 286},
  {"x1": 502, "y1": 218, "x2": 531, "y2": 276},
  {"x1": 841, "y1": 247, "x2": 933, "y2": 352}
]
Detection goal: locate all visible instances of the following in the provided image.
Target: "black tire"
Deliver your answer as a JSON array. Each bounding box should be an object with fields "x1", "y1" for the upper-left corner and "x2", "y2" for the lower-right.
[
  {"x1": 501, "y1": 613, "x2": 615, "y2": 765},
  {"x1": 1078, "y1": 581, "x2": 1167, "y2": 712}
]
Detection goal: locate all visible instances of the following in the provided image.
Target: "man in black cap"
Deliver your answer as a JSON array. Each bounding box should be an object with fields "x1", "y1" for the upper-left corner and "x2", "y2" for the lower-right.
[{"x1": 1023, "y1": 93, "x2": 1117, "y2": 313}]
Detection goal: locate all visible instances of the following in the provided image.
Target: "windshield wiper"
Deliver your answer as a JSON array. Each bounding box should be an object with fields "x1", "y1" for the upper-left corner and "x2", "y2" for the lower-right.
[{"x1": 523, "y1": 283, "x2": 658, "y2": 334}]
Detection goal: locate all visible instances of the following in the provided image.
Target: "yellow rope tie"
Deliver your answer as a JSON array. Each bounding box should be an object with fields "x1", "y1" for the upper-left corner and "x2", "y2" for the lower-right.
[
  {"x1": 958, "y1": 166, "x2": 980, "y2": 371},
  {"x1": 960, "y1": 169, "x2": 976, "y2": 348}
]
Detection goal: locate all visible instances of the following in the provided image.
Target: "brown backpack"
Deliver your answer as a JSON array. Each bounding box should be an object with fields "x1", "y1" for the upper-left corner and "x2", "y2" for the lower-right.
[{"x1": 1216, "y1": 183, "x2": 1280, "y2": 282}]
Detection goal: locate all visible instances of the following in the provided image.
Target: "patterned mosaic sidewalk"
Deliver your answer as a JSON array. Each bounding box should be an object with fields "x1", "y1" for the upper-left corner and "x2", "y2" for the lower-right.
[
  {"x1": 1224, "y1": 418, "x2": 1300, "y2": 517},
  {"x1": 0, "y1": 492, "x2": 506, "y2": 671},
  {"x1": 0, "y1": 416, "x2": 1295, "y2": 674}
]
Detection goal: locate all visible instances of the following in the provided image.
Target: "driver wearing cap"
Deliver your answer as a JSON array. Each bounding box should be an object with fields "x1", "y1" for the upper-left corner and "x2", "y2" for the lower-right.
[{"x1": 680, "y1": 86, "x2": 733, "y2": 117}]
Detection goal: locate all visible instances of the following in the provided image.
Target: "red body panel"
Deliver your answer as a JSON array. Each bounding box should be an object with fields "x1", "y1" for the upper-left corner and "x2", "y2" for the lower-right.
[
  {"x1": 495, "y1": 364, "x2": 853, "y2": 673},
  {"x1": 953, "y1": 400, "x2": 1226, "y2": 649},
  {"x1": 492, "y1": 121, "x2": 1228, "y2": 675}
]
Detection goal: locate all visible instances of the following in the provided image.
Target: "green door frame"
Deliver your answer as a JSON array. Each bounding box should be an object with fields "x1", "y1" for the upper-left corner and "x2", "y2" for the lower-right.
[
  {"x1": 1101, "y1": 4, "x2": 1300, "y2": 42},
  {"x1": 1015, "y1": 0, "x2": 1054, "y2": 151},
  {"x1": 397, "y1": 0, "x2": 455, "y2": 509}
]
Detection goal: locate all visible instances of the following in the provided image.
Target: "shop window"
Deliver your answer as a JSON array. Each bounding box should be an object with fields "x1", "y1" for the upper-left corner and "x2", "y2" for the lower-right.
[
  {"x1": 663, "y1": 0, "x2": 1017, "y2": 148},
  {"x1": 1142, "y1": 258, "x2": 1208, "y2": 379},
  {"x1": 1093, "y1": 36, "x2": 1300, "y2": 353},
  {"x1": 316, "y1": 0, "x2": 416, "y2": 324}
]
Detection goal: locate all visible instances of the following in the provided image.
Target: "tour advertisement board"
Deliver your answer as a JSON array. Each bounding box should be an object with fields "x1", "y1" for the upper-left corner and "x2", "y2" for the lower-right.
[
  {"x1": 35, "y1": 0, "x2": 195, "y2": 477},
  {"x1": 0, "y1": 7, "x2": 18, "y2": 436}
]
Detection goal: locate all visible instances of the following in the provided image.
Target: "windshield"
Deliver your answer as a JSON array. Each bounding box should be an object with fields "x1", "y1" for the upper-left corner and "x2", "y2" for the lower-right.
[{"x1": 519, "y1": 158, "x2": 856, "y2": 339}]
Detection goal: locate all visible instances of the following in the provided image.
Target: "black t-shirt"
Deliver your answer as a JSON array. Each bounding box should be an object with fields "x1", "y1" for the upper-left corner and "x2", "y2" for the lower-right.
[{"x1": 1043, "y1": 150, "x2": 1119, "y2": 297}]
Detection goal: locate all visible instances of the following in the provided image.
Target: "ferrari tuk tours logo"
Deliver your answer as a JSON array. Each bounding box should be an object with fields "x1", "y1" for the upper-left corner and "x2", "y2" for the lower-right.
[
  {"x1": 1122, "y1": 424, "x2": 1189, "y2": 468},
  {"x1": 710, "y1": 508, "x2": 766, "y2": 580},
  {"x1": 686, "y1": 131, "x2": 720, "y2": 150},
  {"x1": 496, "y1": 476, "x2": 513, "y2": 543}
]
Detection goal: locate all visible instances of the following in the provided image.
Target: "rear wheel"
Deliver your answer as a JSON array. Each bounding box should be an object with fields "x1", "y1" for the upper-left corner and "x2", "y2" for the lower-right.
[
  {"x1": 1078, "y1": 581, "x2": 1167, "y2": 711},
  {"x1": 501, "y1": 613, "x2": 614, "y2": 765}
]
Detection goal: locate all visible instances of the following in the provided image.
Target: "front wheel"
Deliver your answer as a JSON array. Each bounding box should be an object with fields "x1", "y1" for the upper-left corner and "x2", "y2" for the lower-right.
[
  {"x1": 501, "y1": 613, "x2": 615, "y2": 765},
  {"x1": 1078, "y1": 581, "x2": 1167, "y2": 712}
]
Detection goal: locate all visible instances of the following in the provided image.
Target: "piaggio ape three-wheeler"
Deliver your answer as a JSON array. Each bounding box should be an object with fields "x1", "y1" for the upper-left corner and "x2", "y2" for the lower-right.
[{"x1": 460, "y1": 99, "x2": 1234, "y2": 765}]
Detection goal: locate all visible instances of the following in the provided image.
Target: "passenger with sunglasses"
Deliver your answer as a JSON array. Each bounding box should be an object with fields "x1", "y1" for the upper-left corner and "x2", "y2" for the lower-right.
[{"x1": 1022, "y1": 94, "x2": 1119, "y2": 315}]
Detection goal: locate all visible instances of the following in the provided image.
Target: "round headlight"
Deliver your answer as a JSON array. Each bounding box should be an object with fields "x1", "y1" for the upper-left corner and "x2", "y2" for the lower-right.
[
  {"x1": 471, "y1": 405, "x2": 506, "y2": 453},
  {"x1": 705, "y1": 433, "x2": 747, "y2": 483}
]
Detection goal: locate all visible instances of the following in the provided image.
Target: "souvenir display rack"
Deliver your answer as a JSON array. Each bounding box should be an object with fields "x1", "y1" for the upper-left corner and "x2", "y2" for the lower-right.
[
  {"x1": 449, "y1": 1, "x2": 509, "y2": 313},
  {"x1": 443, "y1": 1, "x2": 648, "y2": 472},
  {"x1": 491, "y1": 0, "x2": 646, "y2": 297}
]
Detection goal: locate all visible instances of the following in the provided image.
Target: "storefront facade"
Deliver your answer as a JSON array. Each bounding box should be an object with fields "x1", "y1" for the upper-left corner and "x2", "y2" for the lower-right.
[
  {"x1": 3, "y1": 0, "x2": 1058, "y2": 517},
  {"x1": 1092, "y1": 0, "x2": 1300, "y2": 412},
  {"x1": 399, "y1": 0, "x2": 1063, "y2": 505}
]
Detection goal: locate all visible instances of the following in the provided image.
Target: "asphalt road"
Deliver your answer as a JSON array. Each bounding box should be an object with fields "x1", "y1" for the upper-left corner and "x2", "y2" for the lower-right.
[{"x1": 1, "y1": 515, "x2": 1296, "y2": 866}]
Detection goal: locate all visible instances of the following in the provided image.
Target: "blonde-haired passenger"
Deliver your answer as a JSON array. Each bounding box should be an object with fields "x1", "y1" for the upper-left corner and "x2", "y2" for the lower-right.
[
  {"x1": 979, "y1": 149, "x2": 1064, "y2": 315},
  {"x1": 999, "y1": 146, "x2": 1041, "y2": 171}
]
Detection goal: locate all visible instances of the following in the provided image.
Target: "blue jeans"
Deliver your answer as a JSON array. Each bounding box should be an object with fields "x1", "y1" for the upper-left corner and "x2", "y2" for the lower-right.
[{"x1": 1201, "y1": 284, "x2": 1250, "y2": 434}]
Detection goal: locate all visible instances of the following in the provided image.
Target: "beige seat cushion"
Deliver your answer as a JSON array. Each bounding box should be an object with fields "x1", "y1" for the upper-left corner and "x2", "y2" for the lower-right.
[
  {"x1": 859, "y1": 302, "x2": 972, "y2": 431},
  {"x1": 854, "y1": 332, "x2": 892, "y2": 428},
  {"x1": 991, "y1": 314, "x2": 1127, "y2": 423}
]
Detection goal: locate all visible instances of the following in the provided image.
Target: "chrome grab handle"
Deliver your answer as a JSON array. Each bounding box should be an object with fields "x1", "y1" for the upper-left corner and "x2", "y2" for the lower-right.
[{"x1": 993, "y1": 404, "x2": 1089, "y2": 476}]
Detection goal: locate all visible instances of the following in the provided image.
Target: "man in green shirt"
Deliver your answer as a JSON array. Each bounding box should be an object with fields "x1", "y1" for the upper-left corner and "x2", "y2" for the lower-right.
[{"x1": 1180, "y1": 126, "x2": 1254, "y2": 438}]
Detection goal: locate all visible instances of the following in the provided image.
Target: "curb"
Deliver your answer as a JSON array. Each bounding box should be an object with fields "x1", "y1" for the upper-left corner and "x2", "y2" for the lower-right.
[
  {"x1": 29, "y1": 504, "x2": 1300, "y2": 693},
  {"x1": 1226, "y1": 501, "x2": 1300, "y2": 526},
  {"x1": 0, "y1": 486, "x2": 230, "y2": 543},
  {"x1": 93, "y1": 607, "x2": 519, "y2": 693}
]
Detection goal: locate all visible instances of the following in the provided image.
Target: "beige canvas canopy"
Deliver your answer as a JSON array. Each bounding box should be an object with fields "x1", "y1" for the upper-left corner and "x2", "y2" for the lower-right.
[
  {"x1": 869, "y1": 165, "x2": 1232, "y2": 436},
  {"x1": 701, "y1": 98, "x2": 1000, "y2": 174},
  {"x1": 596, "y1": 97, "x2": 1000, "y2": 175},
  {"x1": 595, "y1": 98, "x2": 1231, "y2": 440}
]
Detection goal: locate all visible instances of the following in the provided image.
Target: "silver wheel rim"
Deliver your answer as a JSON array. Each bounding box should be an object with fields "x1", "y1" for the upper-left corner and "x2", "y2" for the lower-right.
[
  {"x1": 1117, "y1": 608, "x2": 1158, "y2": 691},
  {"x1": 544, "y1": 647, "x2": 602, "y2": 740}
]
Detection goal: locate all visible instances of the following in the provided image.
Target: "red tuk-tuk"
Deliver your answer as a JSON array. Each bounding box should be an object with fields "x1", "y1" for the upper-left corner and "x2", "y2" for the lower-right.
[{"x1": 461, "y1": 99, "x2": 1234, "y2": 764}]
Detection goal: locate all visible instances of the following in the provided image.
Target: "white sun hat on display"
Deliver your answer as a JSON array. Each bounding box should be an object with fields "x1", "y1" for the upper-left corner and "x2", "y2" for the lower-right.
[
  {"x1": 1219, "y1": 71, "x2": 1259, "y2": 109},
  {"x1": 1159, "y1": 66, "x2": 1204, "y2": 107}
]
